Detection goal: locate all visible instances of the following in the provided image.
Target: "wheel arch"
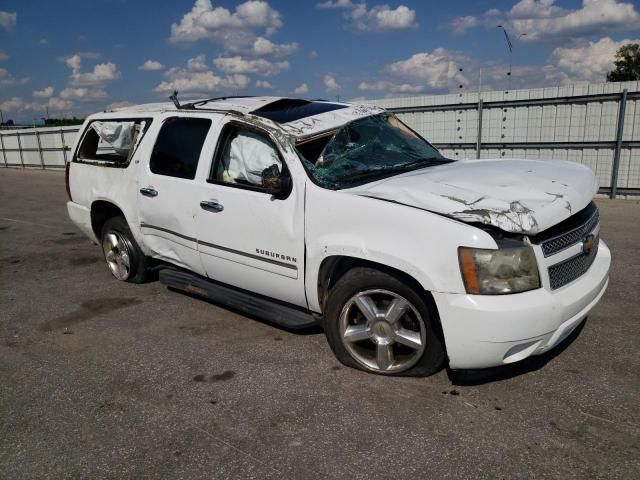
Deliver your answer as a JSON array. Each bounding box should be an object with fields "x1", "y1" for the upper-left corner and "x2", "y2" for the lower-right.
[
  {"x1": 316, "y1": 255, "x2": 438, "y2": 316},
  {"x1": 90, "y1": 200, "x2": 126, "y2": 239}
]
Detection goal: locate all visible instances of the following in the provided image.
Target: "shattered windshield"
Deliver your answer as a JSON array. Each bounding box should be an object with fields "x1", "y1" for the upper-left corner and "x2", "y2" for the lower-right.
[{"x1": 295, "y1": 114, "x2": 451, "y2": 189}]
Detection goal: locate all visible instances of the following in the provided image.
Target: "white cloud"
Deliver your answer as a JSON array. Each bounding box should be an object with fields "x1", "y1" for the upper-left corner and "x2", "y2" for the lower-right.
[
  {"x1": 251, "y1": 37, "x2": 298, "y2": 57},
  {"x1": 65, "y1": 54, "x2": 82, "y2": 72},
  {"x1": 187, "y1": 55, "x2": 209, "y2": 72},
  {"x1": 64, "y1": 54, "x2": 121, "y2": 86},
  {"x1": 0, "y1": 97, "x2": 24, "y2": 112},
  {"x1": 45, "y1": 97, "x2": 74, "y2": 111},
  {"x1": 450, "y1": 15, "x2": 478, "y2": 35},
  {"x1": 316, "y1": 2, "x2": 416, "y2": 31},
  {"x1": 170, "y1": 0, "x2": 283, "y2": 51},
  {"x1": 451, "y1": 1, "x2": 640, "y2": 42},
  {"x1": 324, "y1": 74, "x2": 340, "y2": 90},
  {"x1": 293, "y1": 82, "x2": 309, "y2": 94},
  {"x1": 0, "y1": 11, "x2": 16, "y2": 30},
  {"x1": 387, "y1": 49, "x2": 468, "y2": 90},
  {"x1": 358, "y1": 80, "x2": 424, "y2": 94},
  {"x1": 0, "y1": 68, "x2": 29, "y2": 87},
  {"x1": 310, "y1": 50, "x2": 318, "y2": 58},
  {"x1": 0, "y1": 50, "x2": 8, "y2": 61},
  {"x1": 549, "y1": 36, "x2": 640, "y2": 84},
  {"x1": 511, "y1": 0, "x2": 640, "y2": 41},
  {"x1": 59, "y1": 87, "x2": 108, "y2": 101},
  {"x1": 33, "y1": 86, "x2": 54, "y2": 98},
  {"x1": 317, "y1": 0, "x2": 356, "y2": 7},
  {"x1": 71, "y1": 62, "x2": 120, "y2": 86},
  {"x1": 38, "y1": 39, "x2": 48, "y2": 45},
  {"x1": 105, "y1": 101, "x2": 135, "y2": 110},
  {"x1": 154, "y1": 71, "x2": 250, "y2": 93},
  {"x1": 0, "y1": 96, "x2": 74, "y2": 115},
  {"x1": 365, "y1": 36, "x2": 639, "y2": 98},
  {"x1": 138, "y1": 60, "x2": 165, "y2": 71},
  {"x1": 213, "y1": 56, "x2": 289, "y2": 76},
  {"x1": 255, "y1": 79, "x2": 273, "y2": 89},
  {"x1": 154, "y1": 57, "x2": 250, "y2": 94}
]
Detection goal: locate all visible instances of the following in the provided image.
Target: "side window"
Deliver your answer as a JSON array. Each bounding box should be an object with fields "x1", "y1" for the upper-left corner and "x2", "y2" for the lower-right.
[
  {"x1": 76, "y1": 119, "x2": 150, "y2": 166},
  {"x1": 150, "y1": 117, "x2": 211, "y2": 180},
  {"x1": 212, "y1": 126, "x2": 282, "y2": 189}
]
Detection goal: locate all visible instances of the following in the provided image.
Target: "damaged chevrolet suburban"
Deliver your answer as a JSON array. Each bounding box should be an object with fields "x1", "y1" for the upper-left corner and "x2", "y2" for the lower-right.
[{"x1": 66, "y1": 96, "x2": 610, "y2": 376}]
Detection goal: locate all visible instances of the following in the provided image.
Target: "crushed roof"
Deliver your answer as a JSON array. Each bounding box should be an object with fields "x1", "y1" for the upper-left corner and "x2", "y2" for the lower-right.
[{"x1": 102, "y1": 96, "x2": 384, "y2": 138}]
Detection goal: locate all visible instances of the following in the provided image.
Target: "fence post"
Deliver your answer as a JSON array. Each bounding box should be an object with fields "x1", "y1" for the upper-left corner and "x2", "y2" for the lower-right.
[
  {"x1": 0, "y1": 133, "x2": 7, "y2": 167},
  {"x1": 476, "y1": 99, "x2": 483, "y2": 159},
  {"x1": 60, "y1": 129, "x2": 68, "y2": 164},
  {"x1": 16, "y1": 131, "x2": 24, "y2": 167},
  {"x1": 35, "y1": 130, "x2": 45, "y2": 169},
  {"x1": 610, "y1": 88, "x2": 628, "y2": 199}
]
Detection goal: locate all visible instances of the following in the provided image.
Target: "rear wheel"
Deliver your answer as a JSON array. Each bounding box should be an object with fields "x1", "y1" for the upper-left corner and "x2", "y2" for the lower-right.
[
  {"x1": 100, "y1": 216, "x2": 152, "y2": 283},
  {"x1": 324, "y1": 267, "x2": 445, "y2": 376}
]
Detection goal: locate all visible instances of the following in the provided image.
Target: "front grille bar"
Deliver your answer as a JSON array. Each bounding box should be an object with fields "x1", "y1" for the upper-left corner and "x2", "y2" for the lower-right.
[{"x1": 541, "y1": 209, "x2": 599, "y2": 257}]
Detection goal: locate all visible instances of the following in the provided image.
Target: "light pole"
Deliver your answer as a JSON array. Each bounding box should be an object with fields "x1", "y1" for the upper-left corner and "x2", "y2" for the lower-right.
[{"x1": 497, "y1": 25, "x2": 513, "y2": 91}]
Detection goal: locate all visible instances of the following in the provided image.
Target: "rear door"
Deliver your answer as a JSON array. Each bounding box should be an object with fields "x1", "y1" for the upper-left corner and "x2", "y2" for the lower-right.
[{"x1": 137, "y1": 114, "x2": 219, "y2": 276}]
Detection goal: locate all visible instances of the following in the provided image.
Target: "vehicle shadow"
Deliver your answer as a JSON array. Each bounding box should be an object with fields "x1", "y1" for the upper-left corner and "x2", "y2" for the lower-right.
[{"x1": 447, "y1": 319, "x2": 588, "y2": 386}]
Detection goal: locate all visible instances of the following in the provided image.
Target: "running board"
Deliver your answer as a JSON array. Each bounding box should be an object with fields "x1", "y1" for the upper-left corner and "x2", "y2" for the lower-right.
[{"x1": 159, "y1": 268, "x2": 319, "y2": 330}]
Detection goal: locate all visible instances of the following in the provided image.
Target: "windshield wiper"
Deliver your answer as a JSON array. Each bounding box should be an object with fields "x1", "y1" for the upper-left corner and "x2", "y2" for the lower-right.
[{"x1": 336, "y1": 157, "x2": 451, "y2": 188}]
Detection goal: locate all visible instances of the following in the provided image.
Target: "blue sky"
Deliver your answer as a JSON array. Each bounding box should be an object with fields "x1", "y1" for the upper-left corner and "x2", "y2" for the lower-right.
[{"x1": 1, "y1": 0, "x2": 639, "y2": 121}]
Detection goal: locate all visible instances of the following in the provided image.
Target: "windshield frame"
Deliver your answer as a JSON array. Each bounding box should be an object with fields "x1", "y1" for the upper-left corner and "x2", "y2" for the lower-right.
[{"x1": 293, "y1": 113, "x2": 452, "y2": 190}]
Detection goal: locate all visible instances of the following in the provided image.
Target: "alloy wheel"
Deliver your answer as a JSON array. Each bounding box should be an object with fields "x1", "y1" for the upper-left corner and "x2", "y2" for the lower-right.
[
  {"x1": 102, "y1": 231, "x2": 132, "y2": 281},
  {"x1": 339, "y1": 289, "x2": 427, "y2": 373}
]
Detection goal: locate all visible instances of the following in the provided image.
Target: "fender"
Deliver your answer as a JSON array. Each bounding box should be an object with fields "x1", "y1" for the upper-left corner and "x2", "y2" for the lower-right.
[{"x1": 304, "y1": 181, "x2": 497, "y2": 312}]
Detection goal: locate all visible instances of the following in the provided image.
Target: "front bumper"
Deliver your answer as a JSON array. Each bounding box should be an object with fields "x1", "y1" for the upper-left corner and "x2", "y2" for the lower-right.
[{"x1": 433, "y1": 240, "x2": 611, "y2": 370}]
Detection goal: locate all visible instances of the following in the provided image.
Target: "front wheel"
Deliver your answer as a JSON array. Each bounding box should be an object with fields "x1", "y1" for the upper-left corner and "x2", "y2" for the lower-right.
[
  {"x1": 324, "y1": 267, "x2": 445, "y2": 376},
  {"x1": 101, "y1": 216, "x2": 152, "y2": 283}
]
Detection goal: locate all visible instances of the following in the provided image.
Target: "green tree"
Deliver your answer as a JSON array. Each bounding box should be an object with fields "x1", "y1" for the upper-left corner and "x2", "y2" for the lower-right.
[
  {"x1": 606, "y1": 43, "x2": 640, "y2": 82},
  {"x1": 44, "y1": 117, "x2": 85, "y2": 126}
]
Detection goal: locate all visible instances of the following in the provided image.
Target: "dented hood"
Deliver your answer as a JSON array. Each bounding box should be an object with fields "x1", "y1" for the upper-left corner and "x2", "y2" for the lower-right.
[{"x1": 348, "y1": 159, "x2": 598, "y2": 235}]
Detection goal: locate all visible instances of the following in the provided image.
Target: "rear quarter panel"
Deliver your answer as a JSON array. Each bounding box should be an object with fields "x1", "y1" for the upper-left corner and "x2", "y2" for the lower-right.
[{"x1": 68, "y1": 115, "x2": 156, "y2": 254}]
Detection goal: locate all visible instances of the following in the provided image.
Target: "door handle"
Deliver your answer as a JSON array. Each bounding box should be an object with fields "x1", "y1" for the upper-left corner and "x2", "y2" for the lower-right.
[
  {"x1": 140, "y1": 187, "x2": 158, "y2": 198},
  {"x1": 200, "y1": 200, "x2": 224, "y2": 213}
]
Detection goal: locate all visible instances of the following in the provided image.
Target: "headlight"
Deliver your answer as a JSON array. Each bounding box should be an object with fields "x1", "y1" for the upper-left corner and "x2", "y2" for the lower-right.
[{"x1": 458, "y1": 246, "x2": 540, "y2": 294}]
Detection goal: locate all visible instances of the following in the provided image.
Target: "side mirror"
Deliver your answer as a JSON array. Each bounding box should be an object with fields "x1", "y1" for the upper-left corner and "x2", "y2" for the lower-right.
[{"x1": 262, "y1": 164, "x2": 291, "y2": 199}]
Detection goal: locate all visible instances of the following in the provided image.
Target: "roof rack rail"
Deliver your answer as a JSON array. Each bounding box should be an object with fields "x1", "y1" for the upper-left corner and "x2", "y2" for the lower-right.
[
  {"x1": 168, "y1": 91, "x2": 245, "y2": 116},
  {"x1": 187, "y1": 95, "x2": 256, "y2": 109}
]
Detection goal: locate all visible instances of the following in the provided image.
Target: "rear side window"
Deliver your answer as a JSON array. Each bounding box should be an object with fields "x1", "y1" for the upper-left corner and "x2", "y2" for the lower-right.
[
  {"x1": 76, "y1": 118, "x2": 151, "y2": 166},
  {"x1": 150, "y1": 117, "x2": 211, "y2": 179}
]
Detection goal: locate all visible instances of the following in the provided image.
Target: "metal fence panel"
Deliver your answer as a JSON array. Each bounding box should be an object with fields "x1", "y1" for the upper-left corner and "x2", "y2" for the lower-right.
[
  {"x1": 2, "y1": 81, "x2": 640, "y2": 197},
  {"x1": 363, "y1": 80, "x2": 640, "y2": 197}
]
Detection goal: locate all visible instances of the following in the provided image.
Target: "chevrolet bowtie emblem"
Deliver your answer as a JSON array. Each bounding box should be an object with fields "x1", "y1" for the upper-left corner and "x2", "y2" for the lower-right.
[{"x1": 582, "y1": 234, "x2": 596, "y2": 255}]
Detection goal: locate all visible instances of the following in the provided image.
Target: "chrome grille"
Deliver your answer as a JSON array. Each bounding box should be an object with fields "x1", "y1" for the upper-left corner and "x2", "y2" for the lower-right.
[
  {"x1": 548, "y1": 235, "x2": 599, "y2": 290},
  {"x1": 541, "y1": 208, "x2": 599, "y2": 257}
]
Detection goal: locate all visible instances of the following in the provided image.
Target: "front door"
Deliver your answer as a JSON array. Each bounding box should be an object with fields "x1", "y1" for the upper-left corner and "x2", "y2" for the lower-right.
[
  {"x1": 137, "y1": 115, "x2": 217, "y2": 276},
  {"x1": 195, "y1": 120, "x2": 307, "y2": 307}
]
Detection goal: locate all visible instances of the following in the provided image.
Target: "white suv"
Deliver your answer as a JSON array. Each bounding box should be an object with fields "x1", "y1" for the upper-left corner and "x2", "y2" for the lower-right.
[{"x1": 66, "y1": 96, "x2": 611, "y2": 376}]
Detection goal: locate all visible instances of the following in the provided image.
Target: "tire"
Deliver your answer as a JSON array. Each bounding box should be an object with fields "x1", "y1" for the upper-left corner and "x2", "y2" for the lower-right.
[
  {"x1": 100, "y1": 216, "x2": 152, "y2": 283},
  {"x1": 324, "y1": 267, "x2": 445, "y2": 377}
]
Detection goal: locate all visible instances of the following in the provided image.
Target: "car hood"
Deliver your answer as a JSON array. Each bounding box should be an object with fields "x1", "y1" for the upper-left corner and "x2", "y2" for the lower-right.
[{"x1": 346, "y1": 158, "x2": 598, "y2": 235}]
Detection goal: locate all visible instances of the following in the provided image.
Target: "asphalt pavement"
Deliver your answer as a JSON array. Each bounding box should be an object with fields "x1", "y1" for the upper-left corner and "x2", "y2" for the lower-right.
[{"x1": 1, "y1": 168, "x2": 639, "y2": 479}]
